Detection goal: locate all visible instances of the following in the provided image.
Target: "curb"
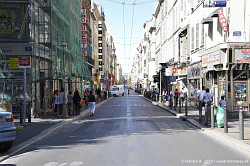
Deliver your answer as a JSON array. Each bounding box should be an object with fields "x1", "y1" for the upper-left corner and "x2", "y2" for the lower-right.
[
  {"x1": 0, "y1": 97, "x2": 113, "y2": 162},
  {"x1": 142, "y1": 96, "x2": 250, "y2": 154}
]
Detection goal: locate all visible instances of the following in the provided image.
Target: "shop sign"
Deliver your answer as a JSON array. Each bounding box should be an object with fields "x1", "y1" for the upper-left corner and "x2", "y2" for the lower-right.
[
  {"x1": 213, "y1": 51, "x2": 220, "y2": 65},
  {"x1": 81, "y1": 8, "x2": 86, "y2": 23},
  {"x1": 208, "y1": 54, "x2": 214, "y2": 70},
  {"x1": 179, "y1": 67, "x2": 187, "y2": 75},
  {"x1": 202, "y1": 55, "x2": 208, "y2": 67},
  {"x1": 235, "y1": 49, "x2": 250, "y2": 63},
  {"x1": 100, "y1": 79, "x2": 104, "y2": 83},
  {"x1": 171, "y1": 67, "x2": 177, "y2": 74},
  {"x1": 0, "y1": 43, "x2": 32, "y2": 56},
  {"x1": 203, "y1": 0, "x2": 227, "y2": 8},
  {"x1": 228, "y1": 43, "x2": 250, "y2": 48},
  {"x1": 218, "y1": 9, "x2": 227, "y2": 32},
  {"x1": 165, "y1": 68, "x2": 172, "y2": 76}
]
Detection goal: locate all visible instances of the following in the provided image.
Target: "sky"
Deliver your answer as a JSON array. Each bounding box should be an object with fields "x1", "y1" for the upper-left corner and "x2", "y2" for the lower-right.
[{"x1": 93, "y1": 0, "x2": 157, "y2": 74}]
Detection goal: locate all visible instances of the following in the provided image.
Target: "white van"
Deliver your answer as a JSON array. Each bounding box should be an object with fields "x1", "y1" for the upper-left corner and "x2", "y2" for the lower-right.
[{"x1": 111, "y1": 85, "x2": 125, "y2": 96}]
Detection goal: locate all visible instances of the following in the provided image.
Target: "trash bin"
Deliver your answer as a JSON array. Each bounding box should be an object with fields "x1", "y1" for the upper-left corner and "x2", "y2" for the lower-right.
[{"x1": 216, "y1": 106, "x2": 224, "y2": 128}]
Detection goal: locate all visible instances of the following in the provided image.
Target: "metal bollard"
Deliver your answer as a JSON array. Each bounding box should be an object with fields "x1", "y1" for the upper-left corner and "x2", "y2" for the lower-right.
[
  {"x1": 185, "y1": 98, "x2": 188, "y2": 116},
  {"x1": 211, "y1": 103, "x2": 214, "y2": 128},
  {"x1": 179, "y1": 98, "x2": 181, "y2": 113},
  {"x1": 174, "y1": 97, "x2": 177, "y2": 111},
  {"x1": 239, "y1": 106, "x2": 244, "y2": 140},
  {"x1": 199, "y1": 101, "x2": 202, "y2": 123},
  {"x1": 170, "y1": 96, "x2": 172, "y2": 109},
  {"x1": 205, "y1": 102, "x2": 208, "y2": 126},
  {"x1": 224, "y1": 105, "x2": 228, "y2": 133}
]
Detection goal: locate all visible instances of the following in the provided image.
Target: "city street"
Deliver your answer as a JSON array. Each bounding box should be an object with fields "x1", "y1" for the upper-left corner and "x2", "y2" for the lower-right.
[{"x1": 1, "y1": 91, "x2": 250, "y2": 166}]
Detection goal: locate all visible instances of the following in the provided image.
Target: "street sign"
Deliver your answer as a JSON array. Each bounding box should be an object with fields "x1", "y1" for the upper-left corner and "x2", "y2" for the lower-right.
[
  {"x1": 233, "y1": 31, "x2": 241, "y2": 36},
  {"x1": 18, "y1": 56, "x2": 31, "y2": 68}
]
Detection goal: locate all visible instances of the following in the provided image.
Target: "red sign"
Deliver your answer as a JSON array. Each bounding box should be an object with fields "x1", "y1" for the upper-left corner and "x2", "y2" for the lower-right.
[
  {"x1": 100, "y1": 79, "x2": 104, "y2": 83},
  {"x1": 218, "y1": 9, "x2": 227, "y2": 32},
  {"x1": 171, "y1": 67, "x2": 177, "y2": 74},
  {"x1": 18, "y1": 56, "x2": 31, "y2": 68}
]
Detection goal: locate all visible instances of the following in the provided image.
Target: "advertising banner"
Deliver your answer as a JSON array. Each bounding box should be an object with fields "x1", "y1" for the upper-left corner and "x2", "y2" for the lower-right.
[
  {"x1": 235, "y1": 49, "x2": 250, "y2": 63},
  {"x1": 0, "y1": 3, "x2": 29, "y2": 41},
  {"x1": 0, "y1": 43, "x2": 32, "y2": 56}
]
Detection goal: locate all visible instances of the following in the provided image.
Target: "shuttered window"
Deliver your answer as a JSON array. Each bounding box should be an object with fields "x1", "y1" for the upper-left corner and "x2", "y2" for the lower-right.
[{"x1": 196, "y1": 23, "x2": 199, "y2": 49}]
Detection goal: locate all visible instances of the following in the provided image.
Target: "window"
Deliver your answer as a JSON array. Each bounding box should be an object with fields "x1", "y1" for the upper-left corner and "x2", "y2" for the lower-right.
[
  {"x1": 98, "y1": 49, "x2": 102, "y2": 53},
  {"x1": 98, "y1": 43, "x2": 102, "y2": 47},
  {"x1": 98, "y1": 30, "x2": 102, "y2": 34},
  {"x1": 99, "y1": 55, "x2": 102, "y2": 59},
  {"x1": 191, "y1": 26, "x2": 194, "y2": 50},
  {"x1": 98, "y1": 24, "x2": 102, "y2": 28},
  {"x1": 98, "y1": 37, "x2": 102, "y2": 41},
  {"x1": 201, "y1": 23, "x2": 204, "y2": 46},
  {"x1": 99, "y1": 67, "x2": 102, "y2": 71},
  {"x1": 196, "y1": 23, "x2": 199, "y2": 49},
  {"x1": 99, "y1": 61, "x2": 102, "y2": 65}
]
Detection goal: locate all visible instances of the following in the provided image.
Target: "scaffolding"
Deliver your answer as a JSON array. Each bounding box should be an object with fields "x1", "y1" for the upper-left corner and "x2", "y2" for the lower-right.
[{"x1": 0, "y1": 0, "x2": 91, "y2": 115}]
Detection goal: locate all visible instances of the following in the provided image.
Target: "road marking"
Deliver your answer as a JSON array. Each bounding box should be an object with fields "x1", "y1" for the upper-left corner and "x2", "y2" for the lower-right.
[{"x1": 128, "y1": 152, "x2": 141, "y2": 166}]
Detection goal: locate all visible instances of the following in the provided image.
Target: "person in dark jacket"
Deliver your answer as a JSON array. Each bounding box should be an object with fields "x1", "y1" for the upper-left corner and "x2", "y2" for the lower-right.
[
  {"x1": 88, "y1": 91, "x2": 96, "y2": 116},
  {"x1": 73, "y1": 90, "x2": 81, "y2": 115}
]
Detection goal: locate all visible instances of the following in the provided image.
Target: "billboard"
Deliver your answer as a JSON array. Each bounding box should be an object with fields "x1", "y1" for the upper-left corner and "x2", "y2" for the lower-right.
[
  {"x1": 0, "y1": 3, "x2": 29, "y2": 41},
  {"x1": 203, "y1": 0, "x2": 226, "y2": 8}
]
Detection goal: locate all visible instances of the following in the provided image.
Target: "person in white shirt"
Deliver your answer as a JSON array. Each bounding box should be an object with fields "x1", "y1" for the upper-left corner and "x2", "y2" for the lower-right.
[
  {"x1": 180, "y1": 87, "x2": 186, "y2": 107},
  {"x1": 59, "y1": 88, "x2": 68, "y2": 116}
]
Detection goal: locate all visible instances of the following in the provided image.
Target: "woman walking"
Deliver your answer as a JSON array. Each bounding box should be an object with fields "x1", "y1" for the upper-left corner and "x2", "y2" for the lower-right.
[
  {"x1": 88, "y1": 91, "x2": 96, "y2": 116},
  {"x1": 73, "y1": 90, "x2": 81, "y2": 116}
]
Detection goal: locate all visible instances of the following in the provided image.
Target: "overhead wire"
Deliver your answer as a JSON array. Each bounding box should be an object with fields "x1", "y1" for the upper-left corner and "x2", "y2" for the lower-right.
[
  {"x1": 128, "y1": 1, "x2": 136, "y2": 69},
  {"x1": 106, "y1": 0, "x2": 156, "y2": 5}
]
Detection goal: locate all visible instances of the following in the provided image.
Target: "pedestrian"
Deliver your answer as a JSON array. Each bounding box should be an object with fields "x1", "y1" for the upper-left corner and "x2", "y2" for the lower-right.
[
  {"x1": 198, "y1": 86, "x2": 206, "y2": 111},
  {"x1": 84, "y1": 90, "x2": 89, "y2": 107},
  {"x1": 59, "y1": 88, "x2": 68, "y2": 116},
  {"x1": 162, "y1": 89, "x2": 166, "y2": 102},
  {"x1": 202, "y1": 88, "x2": 213, "y2": 104},
  {"x1": 219, "y1": 96, "x2": 227, "y2": 109},
  {"x1": 174, "y1": 88, "x2": 180, "y2": 107},
  {"x1": 73, "y1": 90, "x2": 81, "y2": 115},
  {"x1": 103, "y1": 88, "x2": 107, "y2": 99},
  {"x1": 54, "y1": 90, "x2": 60, "y2": 115},
  {"x1": 88, "y1": 91, "x2": 96, "y2": 116},
  {"x1": 67, "y1": 91, "x2": 73, "y2": 115},
  {"x1": 155, "y1": 88, "x2": 158, "y2": 101},
  {"x1": 180, "y1": 87, "x2": 186, "y2": 107},
  {"x1": 106, "y1": 88, "x2": 109, "y2": 99},
  {"x1": 97, "y1": 88, "x2": 101, "y2": 102},
  {"x1": 152, "y1": 88, "x2": 155, "y2": 101}
]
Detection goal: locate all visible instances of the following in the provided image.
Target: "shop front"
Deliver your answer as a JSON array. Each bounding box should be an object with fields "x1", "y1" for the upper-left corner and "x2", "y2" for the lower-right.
[{"x1": 187, "y1": 62, "x2": 202, "y2": 107}]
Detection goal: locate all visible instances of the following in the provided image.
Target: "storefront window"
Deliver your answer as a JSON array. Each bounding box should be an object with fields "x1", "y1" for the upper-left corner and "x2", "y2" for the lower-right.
[{"x1": 234, "y1": 81, "x2": 248, "y2": 112}]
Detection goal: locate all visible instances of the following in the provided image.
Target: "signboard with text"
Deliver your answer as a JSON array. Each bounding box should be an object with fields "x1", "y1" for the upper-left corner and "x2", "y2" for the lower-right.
[
  {"x1": 18, "y1": 56, "x2": 31, "y2": 68},
  {"x1": 203, "y1": 0, "x2": 227, "y2": 8}
]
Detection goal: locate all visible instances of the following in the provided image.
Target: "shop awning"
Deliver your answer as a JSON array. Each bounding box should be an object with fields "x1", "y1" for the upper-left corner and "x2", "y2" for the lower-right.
[{"x1": 201, "y1": 8, "x2": 220, "y2": 24}]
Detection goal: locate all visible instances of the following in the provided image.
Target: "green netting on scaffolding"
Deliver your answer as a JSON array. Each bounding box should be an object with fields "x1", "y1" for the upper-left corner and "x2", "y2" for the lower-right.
[{"x1": 50, "y1": 0, "x2": 91, "y2": 80}]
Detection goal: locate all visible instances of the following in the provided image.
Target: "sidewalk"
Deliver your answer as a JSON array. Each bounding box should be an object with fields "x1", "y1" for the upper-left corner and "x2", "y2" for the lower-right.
[
  {"x1": 153, "y1": 100, "x2": 250, "y2": 147},
  {"x1": 0, "y1": 98, "x2": 112, "y2": 162}
]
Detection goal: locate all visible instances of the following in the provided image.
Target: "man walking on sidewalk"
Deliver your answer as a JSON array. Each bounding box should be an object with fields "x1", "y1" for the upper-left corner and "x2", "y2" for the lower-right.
[{"x1": 88, "y1": 91, "x2": 96, "y2": 116}]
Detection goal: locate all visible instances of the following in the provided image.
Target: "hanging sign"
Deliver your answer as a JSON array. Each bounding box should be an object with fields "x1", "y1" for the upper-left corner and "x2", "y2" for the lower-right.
[{"x1": 218, "y1": 9, "x2": 228, "y2": 32}]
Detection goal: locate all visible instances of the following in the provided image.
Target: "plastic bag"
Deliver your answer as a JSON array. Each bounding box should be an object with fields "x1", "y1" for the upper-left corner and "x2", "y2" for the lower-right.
[{"x1": 216, "y1": 106, "x2": 224, "y2": 128}]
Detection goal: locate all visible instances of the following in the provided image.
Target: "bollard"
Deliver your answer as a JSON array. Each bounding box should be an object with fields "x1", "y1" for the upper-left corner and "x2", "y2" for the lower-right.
[
  {"x1": 20, "y1": 102, "x2": 23, "y2": 124},
  {"x1": 211, "y1": 103, "x2": 214, "y2": 128},
  {"x1": 179, "y1": 98, "x2": 181, "y2": 113},
  {"x1": 170, "y1": 96, "x2": 172, "y2": 109},
  {"x1": 224, "y1": 105, "x2": 228, "y2": 133},
  {"x1": 205, "y1": 102, "x2": 208, "y2": 126},
  {"x1": 199, "y1": 101, "x2": 202, "y2": 123},
  {"x1": 185, "y1": 98, "x2": 188, "y2": 116},
  {"x1": 239, "y1": 106, "x2": 244, "y2": 140},
  {"x1": 174, "y1": 97, "x2": 177, "y2": 111}
]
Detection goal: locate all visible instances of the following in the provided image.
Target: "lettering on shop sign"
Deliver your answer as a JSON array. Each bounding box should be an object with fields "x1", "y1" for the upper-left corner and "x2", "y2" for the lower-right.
[
  {"x1": 229, "y1": 44, "x2": 250, "y2": 48},
  {"x1": 218, "y1": 9, "x2": 227, "y2": 32}
]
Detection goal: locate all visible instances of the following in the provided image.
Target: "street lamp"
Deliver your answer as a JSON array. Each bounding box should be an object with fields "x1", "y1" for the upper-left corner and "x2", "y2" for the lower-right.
[
  {"x1": 159, "y1": 66, "x2": 162, "y2": 103},
  {"x1": 61, "y1": 41, "x2": 68, "y2": 117}
]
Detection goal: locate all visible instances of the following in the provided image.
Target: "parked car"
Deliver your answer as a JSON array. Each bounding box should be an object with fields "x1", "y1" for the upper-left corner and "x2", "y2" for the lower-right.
[{"x1": 0, "y1": 107, "x2": 16, "y2": 152}]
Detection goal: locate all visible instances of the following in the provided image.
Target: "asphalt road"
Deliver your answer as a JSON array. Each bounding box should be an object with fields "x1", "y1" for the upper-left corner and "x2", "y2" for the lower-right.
[{"x1": 1, "y1": 91, "x2": 250, "y2": 166}]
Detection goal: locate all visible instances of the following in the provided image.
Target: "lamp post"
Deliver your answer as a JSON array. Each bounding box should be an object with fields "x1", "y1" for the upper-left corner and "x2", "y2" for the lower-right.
[
  {"x1": 159, "y1": 66, "x2": 162, "y2": 103},
  {"x1": 61, "y1": 41, "x2": 68, "y2": 118}
]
